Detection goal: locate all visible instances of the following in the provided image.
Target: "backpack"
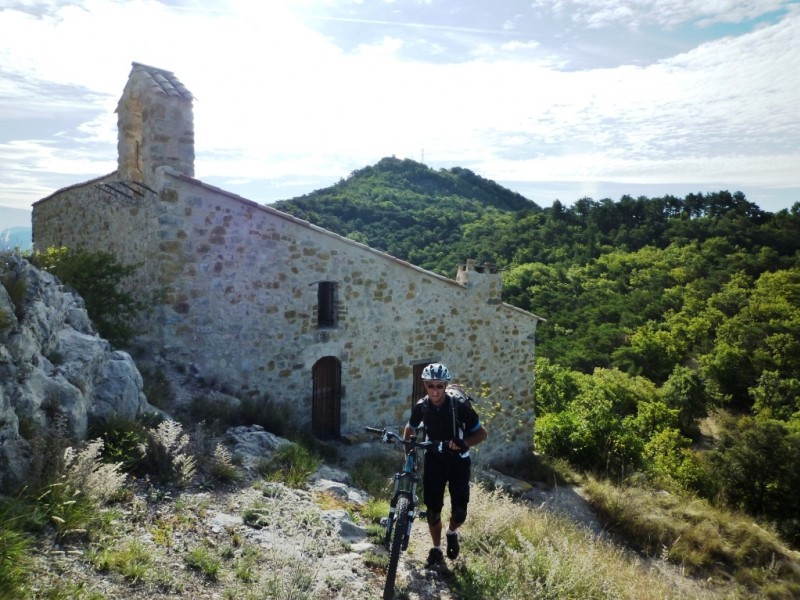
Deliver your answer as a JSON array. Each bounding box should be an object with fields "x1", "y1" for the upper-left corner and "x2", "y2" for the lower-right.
[{"x1": 420, "y1": 384, "x2": 475, "y2": 441}]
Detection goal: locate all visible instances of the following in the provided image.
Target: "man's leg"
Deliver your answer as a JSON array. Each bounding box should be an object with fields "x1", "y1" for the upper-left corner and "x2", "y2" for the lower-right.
[
  {"x1": 446, "y1": 457, "x2": 471, "y2": 559},
  {"x1": 423, "y1": 456, "x2": 447, "y2": 567},
  {"x1": 429, "y1": 518, "x2": 443, "y2": 546}
]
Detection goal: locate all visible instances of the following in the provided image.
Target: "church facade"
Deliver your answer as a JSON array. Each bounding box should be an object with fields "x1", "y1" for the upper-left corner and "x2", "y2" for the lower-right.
[{"x1": 32, "y1": 63, "x2": 544, "y2": 461}]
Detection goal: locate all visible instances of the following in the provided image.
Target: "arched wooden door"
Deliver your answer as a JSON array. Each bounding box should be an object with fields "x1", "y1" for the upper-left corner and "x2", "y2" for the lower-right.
[{"x1": 312, "y1": 356, "x2": 341, "y2": 439}]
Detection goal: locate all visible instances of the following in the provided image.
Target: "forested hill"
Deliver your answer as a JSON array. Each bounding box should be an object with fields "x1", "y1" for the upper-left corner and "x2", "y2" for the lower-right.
[
  {"x1": 273, "y1": 156, "x2": 799, "y2": 277},
  {"x1": 273, "y1": 155, "x2": 800, "y2": 401},
  {"x1": 272, "y1": 156, "x2": 539, "y2": 274}
]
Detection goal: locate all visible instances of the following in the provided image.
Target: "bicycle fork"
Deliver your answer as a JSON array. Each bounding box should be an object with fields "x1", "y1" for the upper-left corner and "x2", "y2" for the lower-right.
[{"x1": 383, "y1": 473, "x2": 422, "y2": 551}]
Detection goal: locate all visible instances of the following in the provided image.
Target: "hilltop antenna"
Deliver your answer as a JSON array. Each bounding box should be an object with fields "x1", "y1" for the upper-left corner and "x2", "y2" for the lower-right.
[{"x1": 421, "y1": 148, "x2": 424, "y2": 164}]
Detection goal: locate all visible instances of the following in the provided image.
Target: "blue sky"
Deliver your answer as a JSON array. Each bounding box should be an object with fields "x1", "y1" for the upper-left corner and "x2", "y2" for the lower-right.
[{"x1": 0, "y1": 0, "x2": 798, "y2": 215}]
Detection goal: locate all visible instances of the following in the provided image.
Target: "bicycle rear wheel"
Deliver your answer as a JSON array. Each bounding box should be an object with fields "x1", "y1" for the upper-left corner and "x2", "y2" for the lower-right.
[{"x1": 383, "y1": 495, "x2": 410, "y2": 600}]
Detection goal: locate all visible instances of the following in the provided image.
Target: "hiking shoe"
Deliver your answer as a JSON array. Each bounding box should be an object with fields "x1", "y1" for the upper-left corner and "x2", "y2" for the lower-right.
[
  {"x1": 446, "y1": 531, "x2": 460, "y2": 559},
  {"x1": 425, "y1": 547, "x2": 444, "y2": 568}
]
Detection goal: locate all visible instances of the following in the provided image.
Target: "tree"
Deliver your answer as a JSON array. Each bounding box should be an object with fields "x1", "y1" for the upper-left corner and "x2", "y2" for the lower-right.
[
  {"x1": 704, "y1": 417, "x2": 800, "y2": 524},
  {"x1": 660, "y1": 366, "x2": 712, "y2": 436},
  {"x1": 642, "y1": 428, "x2": 702, "y2": 491}
]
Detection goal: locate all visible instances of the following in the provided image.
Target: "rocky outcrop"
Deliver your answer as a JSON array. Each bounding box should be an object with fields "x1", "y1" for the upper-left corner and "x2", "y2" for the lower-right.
[{"x1": 0, "y1": 253, "x2": 157, "y2": 492}]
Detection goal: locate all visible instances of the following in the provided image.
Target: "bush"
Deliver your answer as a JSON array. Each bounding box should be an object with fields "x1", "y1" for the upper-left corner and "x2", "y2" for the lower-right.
[
  {"x1": 88, "y1": 416, "x2": 148, "y2": 474},
  {"x1": 701, "y1": 416, "x2": 800, "y2": 545},
  {"x1": 188, "y1": 392, "x2": 294, "y2": 437},
  {"x1": 642, "y1": 428, "x2": 704, "y2": 491},
  {"x1": 257, "y1": 444, "x2": 321, "y2": 489},
  {"x1": 351, "y1": 454, "x2": 396, "y2": 499},
  {"x1": 240, "y1": 395, "x2": 293, "y2": 436},
  {"x1": 185, "y1": 545, "x2": 221, "y2": 581},
  {"x1": 30, "y1": 439, "x2": 126, "y2": 541},
  {"x1": 208, "y1": 444, "x2": 242, "y2": 484},
  {"x1": 89, "y1": 540, "x2": 154, "y2": 582},
  {"x1": 583, "y1": 476, "x2": 800, "y2": 589},
  {"x1": 32, "y1": 247, "x2": 147, "y2": 348}
]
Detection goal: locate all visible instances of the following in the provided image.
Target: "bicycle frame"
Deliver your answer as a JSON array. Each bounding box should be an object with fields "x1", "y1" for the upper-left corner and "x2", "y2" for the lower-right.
[
  {"x1": 384, "y1": 436, "x2": 423, "y2": 550},
  {"x1": 366, "y1": 426, "x2": 437, "y2": 599}
]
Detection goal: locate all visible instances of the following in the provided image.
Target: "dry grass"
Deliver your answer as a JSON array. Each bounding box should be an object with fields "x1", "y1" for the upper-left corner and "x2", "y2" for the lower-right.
[
  {"x1": 582, "y1": 476, "x2": 800, "y2": 599},
  {"x1": 454, "y1": 483, "x2": 747, "y2": 600},
  {"x1": 5, "y1": 414, "x2": 799, "y2": 599}
]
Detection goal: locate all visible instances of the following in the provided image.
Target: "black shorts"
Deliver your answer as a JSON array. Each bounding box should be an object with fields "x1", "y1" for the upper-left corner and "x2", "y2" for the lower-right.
[{"x1": 423, "y1": 453, "x2": 471, "y2": 517}]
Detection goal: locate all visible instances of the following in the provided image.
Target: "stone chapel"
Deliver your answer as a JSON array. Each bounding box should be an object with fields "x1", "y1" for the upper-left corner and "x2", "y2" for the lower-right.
[{"x1": 32, "y1": 62, "x2": 544, "y2": 462}]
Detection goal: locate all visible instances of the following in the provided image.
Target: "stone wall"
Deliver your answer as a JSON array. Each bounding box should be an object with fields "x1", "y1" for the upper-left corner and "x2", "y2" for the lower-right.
[{"x1": 32, "y1": 174, "x2": 165, "y2": 340}]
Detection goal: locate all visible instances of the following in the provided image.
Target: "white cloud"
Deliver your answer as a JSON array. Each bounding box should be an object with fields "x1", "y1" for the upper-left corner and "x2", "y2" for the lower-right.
[
  {"x1": 554, "y1": 0, "x2": 793, "y2": 29},
  {"x1": 0, "y1": 0, "x2": 798, "y2": 212}
]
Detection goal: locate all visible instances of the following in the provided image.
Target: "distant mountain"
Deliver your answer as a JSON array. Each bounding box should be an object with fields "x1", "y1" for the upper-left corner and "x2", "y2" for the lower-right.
[
  {"x1": 273, "y1": 156, "x2": 540, "y2": 276},
  {"x1": 0, "y1": 206, "x2": 32, "y2": 251},
  {"x1": 0, "y1": 227, "x2": 32, "y2": 251}
]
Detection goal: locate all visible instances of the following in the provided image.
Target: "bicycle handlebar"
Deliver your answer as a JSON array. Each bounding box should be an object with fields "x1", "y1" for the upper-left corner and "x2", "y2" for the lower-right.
[{"x1": 365, "y1": 426, "x2": 462, "y2": 454}]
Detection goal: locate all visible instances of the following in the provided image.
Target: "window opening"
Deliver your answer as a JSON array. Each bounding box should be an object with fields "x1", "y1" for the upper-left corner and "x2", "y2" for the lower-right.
[{"x1": 317, "y1": 281, "x2": 337, "y2": 328}]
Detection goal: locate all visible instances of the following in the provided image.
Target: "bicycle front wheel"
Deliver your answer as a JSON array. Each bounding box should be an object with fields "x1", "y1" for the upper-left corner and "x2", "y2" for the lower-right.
[{"x1": 383, "y1": 495, "x2": 410, "y2": 600}]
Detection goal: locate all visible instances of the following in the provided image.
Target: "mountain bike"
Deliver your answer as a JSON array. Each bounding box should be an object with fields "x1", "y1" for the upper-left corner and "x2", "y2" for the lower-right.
[{"x1": 365, "y1": 426, "x2": 444, "y2": 600}]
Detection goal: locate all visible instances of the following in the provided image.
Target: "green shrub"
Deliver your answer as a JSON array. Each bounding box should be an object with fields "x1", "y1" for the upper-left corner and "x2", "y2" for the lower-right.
[
  {"x1": 209, "y1": 444, "x2": 242, "y2": 483},
  {"x1": 33, "y1": 247, "x2": 147, "y2": 348},
  {"x1": 89, "y1": 539, "x2": 153, "y2": 582},
  {"x1": 33, "y1": 439, "x2": 127, "y2": 540},
  {"x1": 88, "y1": 415, "x2": 148, "y2": 473},
  {"x1": 234, "y1": 546, "x2": 261, "y2": 582},
  {"x1": 240, "y1": 395, "x2": 293, "y2": 436},
  {"x1": 351, "y1": 454, "x2": 396, "y2": 499},
  {"x1": 188, "y1": 393, "x2": 293, "y2": 437},
  {"x1": 188, "y1": 394, "x2": 237, "y2": 432},
  {"x1": 257, "y1": 444, "x2": 321, "y2": 489},
  {"x1": 0, "y1": 307, "x2": 13, "y2": 331},
  {"x1": 583, "y1": 476, "x2": 800, "y2": 590},
  {"x1": 242, "y1": 498, "x2": 272, "y2": 528}
]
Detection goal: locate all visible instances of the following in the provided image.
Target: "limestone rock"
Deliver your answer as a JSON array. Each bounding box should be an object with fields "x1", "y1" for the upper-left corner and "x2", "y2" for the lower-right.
[
  {"x1": 0, "y1": 254, "x2": 157, "y2": 492},
  {"x1": 225, "y1": 424, "x2": 293, "y2": 468}
]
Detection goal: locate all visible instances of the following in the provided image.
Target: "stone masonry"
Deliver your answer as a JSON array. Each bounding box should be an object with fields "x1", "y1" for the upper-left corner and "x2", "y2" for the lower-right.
[{"x1": 32, "y1": 63, "x2": 544, "y2": 463}]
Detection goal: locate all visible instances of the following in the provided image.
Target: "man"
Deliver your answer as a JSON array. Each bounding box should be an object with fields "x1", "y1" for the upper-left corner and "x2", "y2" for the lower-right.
[{"x1": 403, "y1": 363, "x2": 488, "y2": 568}]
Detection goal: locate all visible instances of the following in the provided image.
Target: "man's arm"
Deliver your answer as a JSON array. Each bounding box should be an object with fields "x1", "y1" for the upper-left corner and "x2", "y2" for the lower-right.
[{"x1": 463, "y1": 425, "x2": 488, "y2": 449}]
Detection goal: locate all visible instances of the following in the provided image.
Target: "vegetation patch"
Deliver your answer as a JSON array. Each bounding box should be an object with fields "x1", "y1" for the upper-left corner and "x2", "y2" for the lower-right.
[{"x1": 583, "y1": 477, "x2": 800, "y2": 595}]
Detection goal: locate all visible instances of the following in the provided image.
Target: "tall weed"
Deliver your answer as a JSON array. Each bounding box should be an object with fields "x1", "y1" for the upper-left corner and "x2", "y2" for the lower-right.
[
  {"x1": 34, "y1": 439, "x2": 127, "y2": 539},
  {"x1": 141, "y1": 420, "x2": 196, "y2": 485},
  {"x1": 0, "y1": 498, "x2": 32, "y2": 597}
]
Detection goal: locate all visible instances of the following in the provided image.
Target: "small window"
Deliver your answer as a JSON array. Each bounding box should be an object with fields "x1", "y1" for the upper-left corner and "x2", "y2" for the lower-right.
[{"x1": 317, "y1": 281, "x2": 337, "y2": 328}]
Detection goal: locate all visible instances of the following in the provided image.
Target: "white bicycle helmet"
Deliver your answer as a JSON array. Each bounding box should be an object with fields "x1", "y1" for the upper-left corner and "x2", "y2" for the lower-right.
[{"x1": 422, "y1": 363, "x2": 451, "y2": 381}]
